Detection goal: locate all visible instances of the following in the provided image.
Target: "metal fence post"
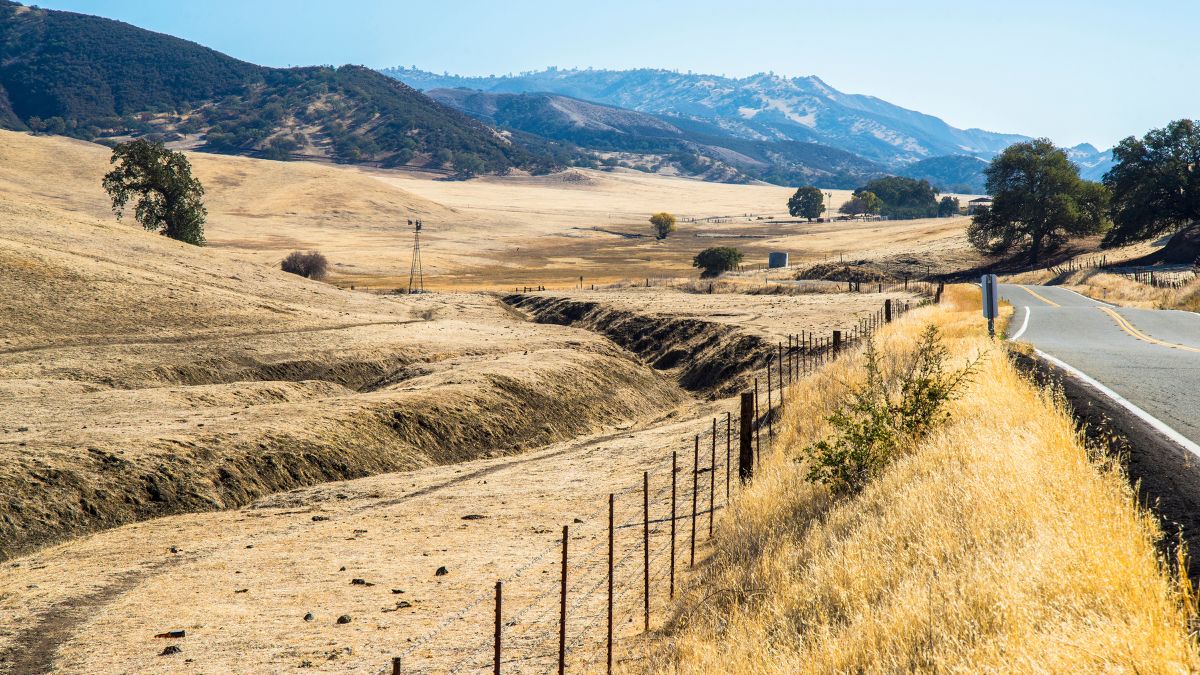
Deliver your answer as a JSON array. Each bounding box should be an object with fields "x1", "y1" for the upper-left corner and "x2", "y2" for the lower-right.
[
  {"x1": 494, "y1": 581, "x2": 502, "y2": 675},
  {"x1": 558, "y1": 525, "x2": 568, "y2": 674},
  {"x1": 607, "y1": 493, "x2": 614, "y2": 675}
]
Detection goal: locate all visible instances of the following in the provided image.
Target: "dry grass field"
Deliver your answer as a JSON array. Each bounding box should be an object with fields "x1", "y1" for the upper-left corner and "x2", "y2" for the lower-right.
[
  {"x1": 0, "y1": 128, "x2": 932, "y2": 671},
  {"x1": 0, "y1": 130, "x2": 982, "y2": 292},
  {"x1": 648, "y1": 286, "x2": 1199, "y2": 672}
]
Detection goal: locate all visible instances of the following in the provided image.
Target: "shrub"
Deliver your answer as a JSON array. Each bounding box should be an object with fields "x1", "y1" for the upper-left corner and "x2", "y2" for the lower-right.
[
  {"x1": 800, "y1": 325, "x2": 977, "y2": 494},
  {"x1": 281, "y1": 250, "x2": 329, "y2": 280},
  {"x1": 692, "y1": 246, "x2": 743, "y2": 278}
]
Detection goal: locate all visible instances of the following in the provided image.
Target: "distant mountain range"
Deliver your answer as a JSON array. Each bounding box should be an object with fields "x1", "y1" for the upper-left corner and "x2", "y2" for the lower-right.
[
  {"x1": 0, "y1": 1, "x2": 558, "y2": 173},
  {"x1": 0, "y1": 0, "x2": 1115, "y2": 191},
  {"x1": 387, "y1": 67, "x2": 1116, "y2": 189}
]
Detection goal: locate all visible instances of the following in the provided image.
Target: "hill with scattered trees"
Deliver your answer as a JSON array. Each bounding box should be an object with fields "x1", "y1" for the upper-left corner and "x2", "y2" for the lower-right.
[{"x1": 0, "y1": 1, "x2": 559, "y2": 172}]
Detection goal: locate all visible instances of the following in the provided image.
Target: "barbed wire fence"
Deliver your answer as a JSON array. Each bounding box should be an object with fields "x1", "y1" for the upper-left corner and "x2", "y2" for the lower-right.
[{"x1": 381, "y1": 292, "x2": 933, "y2": 674}]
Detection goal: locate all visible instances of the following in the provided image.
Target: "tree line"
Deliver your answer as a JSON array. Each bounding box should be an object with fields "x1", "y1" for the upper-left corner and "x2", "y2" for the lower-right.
[
  {"x1": 786, "y1": 177, "x2": 961, "y2": 222},
  {"x1": 970, "y1": 119, "x2": 1200, "y2": 264}
]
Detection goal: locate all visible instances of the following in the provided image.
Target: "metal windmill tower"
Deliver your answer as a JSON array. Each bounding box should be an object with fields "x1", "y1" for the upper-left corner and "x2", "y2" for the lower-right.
[{"x1": 407, "y1": 219, "x2": 424, "y2": 294}]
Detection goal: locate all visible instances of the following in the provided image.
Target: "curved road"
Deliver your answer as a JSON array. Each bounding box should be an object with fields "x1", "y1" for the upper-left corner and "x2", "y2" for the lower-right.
[{"x1": 1001, "y1": 284, "x2": 1200, "y2": 452}]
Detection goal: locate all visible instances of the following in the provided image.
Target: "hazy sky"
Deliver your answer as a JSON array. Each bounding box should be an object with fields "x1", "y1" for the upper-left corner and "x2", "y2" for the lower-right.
[{"x1": 36, "y1": 0, "x2": 1200, "y2": 149}]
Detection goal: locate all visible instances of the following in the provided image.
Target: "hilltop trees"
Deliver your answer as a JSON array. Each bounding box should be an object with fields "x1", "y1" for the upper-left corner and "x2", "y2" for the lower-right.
[
  {"x1": 967, "y1": 139, "x2": 1108, "y2": 264},
  {"x1": 694, "y1": 247, "x2": 744, "y2": 277},
  {"x1": 1101, "y1": 119, "x2": 1200, "y2": 247},
  {"x1": 650, "y1": 212, "x2": 677, "y2": 240},
  {"x1": 102, "y1": 139, "x2": 207, "y2": 246},
  {"x1": 839, "y1": 190, "x2": 882, "y2": 217},
  {"x1": 788, "y1": 186, "x2": 825, "y2": 221},
  {"x1": 857, "y1": 176, "x2": 938, "y2": 219}
]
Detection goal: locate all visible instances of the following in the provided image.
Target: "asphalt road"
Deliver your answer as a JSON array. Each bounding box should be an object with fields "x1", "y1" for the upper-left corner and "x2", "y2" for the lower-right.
[{"x1": 1000, "y1": 283, "x2": 1200, "y2": 450}]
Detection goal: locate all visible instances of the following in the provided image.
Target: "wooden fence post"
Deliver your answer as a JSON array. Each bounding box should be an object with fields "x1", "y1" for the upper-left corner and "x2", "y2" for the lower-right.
[
  {"x1": 494, "y1": 581, "x2": 502, "y2": 675},
  {"x1": 559, "y1": 525, "x2": 568, "y2": 675},
  {"x1": 739, "y1": 393, "x2": 754, "y2": 480},
  {"x1": 833, "y1": 330, "x2": 842, "y2": 353},
  {"x1": 884, "y1": 299, "x2": 892, "y2": 323},
  {"x1": 392, "y1": 656, "x2": 402, "y2": 675}
]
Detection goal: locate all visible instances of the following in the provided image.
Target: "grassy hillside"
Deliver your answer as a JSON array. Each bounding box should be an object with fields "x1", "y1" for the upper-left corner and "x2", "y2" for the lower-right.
[
  {"x1": 0, "y1": 1, "x2": 560, "y2": 172},
  {"x1": 652, "y1": 286, "x2": 1198, "y2": 671}
]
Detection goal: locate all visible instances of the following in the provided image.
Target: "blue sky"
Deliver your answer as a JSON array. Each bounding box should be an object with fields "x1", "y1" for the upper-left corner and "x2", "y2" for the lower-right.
[{"x1": 35, "y1": 0, "x2": 1200, "y2": 149}]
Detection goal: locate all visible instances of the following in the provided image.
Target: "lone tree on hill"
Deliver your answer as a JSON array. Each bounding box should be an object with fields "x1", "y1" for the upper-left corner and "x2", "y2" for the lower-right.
[
  {"x1": 650, "y1": 212, "x2": 677, "y2": 240},
  {"x1": 938, "y1": 195, "x2": 961, "y2": 217},
  {"x1": 1102, "y1": 119, "x2": 1200, "y2": 247},
  {"x1": 839, "y1": 190, "x2": 882, "y2": 216},
  {"x1": 788, "y1": 186, "x2": 825, "y2": 221},
  {"x1": 967, "y1": 139, "x2": 1108, "y2": 265},
  {"x1": 693, "y1": 246, "x2": 744, "y2": 278},
  {"x1": 102, "y1": 139, "x2": 207, "y2": 246}
]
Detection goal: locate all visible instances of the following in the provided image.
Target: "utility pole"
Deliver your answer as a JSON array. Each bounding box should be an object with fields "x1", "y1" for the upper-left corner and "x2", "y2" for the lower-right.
[{"x1": 407, "y1": 219, "x2": 424, "y2": 294}]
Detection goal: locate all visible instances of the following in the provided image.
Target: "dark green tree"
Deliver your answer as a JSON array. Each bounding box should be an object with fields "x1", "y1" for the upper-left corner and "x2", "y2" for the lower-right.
[
  {"x1": 102, "y1": 139, "x2": 207, "y2": 246},
  {"x1": 1102, "y1": 119, "x2": 1200, "y2": 247},
  {"x1": 857, "y1": 176, "x2": 938, "y2": 219},
  {"x1": 840, "y1": 190, "x2": 882, "y2": 216},
  {"x1": 938, "y1": 195, "x2": 960, "y2": 217},
  {"x1": 967, "y1": 139, "x2": 1108, "y2": 264},
  {"x1": 788, "y1": 186, "x2": 825, "y2": 221},
  {"x1": 693, "y1": 247, "x2": 744, "y2": 278}
]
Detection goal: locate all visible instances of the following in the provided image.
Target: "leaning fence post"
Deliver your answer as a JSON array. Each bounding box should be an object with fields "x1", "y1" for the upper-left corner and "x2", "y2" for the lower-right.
[
  {"x1": 607, "y1": 493, "x2": 614, "y2": 675},
  {"x1": 494, "y1": 581, "x2": 503, "y2": 675},
  {"x1": 739, "y1": 393, "x2": 754, "y2": 480},
  {"x1": 559, "y1": 525, "x2": 568, "y2": 675},
  {"x1": 691, "y1": 435, "x2": 699, "y2": 567}
]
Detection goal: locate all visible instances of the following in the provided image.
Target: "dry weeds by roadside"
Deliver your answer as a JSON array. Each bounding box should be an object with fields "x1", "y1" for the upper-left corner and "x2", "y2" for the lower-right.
[{"x1": 643, "y1": 285, "x2": 1200, "y2": 672}]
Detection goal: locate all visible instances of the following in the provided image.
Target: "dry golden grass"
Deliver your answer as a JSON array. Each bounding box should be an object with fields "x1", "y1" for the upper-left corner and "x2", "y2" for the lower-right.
[
  {"x1": 647, "y1": 285, "x2": 1199, "y2": 672},
  {"x1": 0, "y1": 130, "x2": 983, "y2": 291},
  {"x1": 1007, "y1": 268, "x2": 1200, "y2": 312}
]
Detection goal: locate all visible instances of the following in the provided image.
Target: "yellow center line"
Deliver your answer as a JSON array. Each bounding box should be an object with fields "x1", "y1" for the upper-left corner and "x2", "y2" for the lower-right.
[
  {"x1": 1019, "y1": 285, "x2": 1060, "y2": 307},
  {"x1": 1098, "y1": 307, "x2": 1200, "y2": 353}
]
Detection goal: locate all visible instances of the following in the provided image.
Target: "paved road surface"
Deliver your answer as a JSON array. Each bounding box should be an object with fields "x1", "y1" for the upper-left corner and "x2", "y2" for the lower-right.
[{"x1": 1000, "y1": 284, "x2": 1200, "y2": 450}]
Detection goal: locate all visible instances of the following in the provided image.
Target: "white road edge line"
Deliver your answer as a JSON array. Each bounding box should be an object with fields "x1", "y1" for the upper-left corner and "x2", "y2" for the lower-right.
[
  {"x1": 1033, "y1": 348, "x2": 1200, "y2": 459},
  {"x1": 1009, "y1": 306, "x2": 1031, "y2": 340}
]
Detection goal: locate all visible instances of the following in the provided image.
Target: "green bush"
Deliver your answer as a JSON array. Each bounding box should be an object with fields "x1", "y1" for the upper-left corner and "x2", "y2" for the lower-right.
[{"x1": 800, "y1": 325, "x2": 977, "y2": 494}]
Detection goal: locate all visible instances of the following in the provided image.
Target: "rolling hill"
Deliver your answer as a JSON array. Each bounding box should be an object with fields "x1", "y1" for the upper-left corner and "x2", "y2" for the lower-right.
[
  {"x1": 0, "y1": 1, "x2": 559, "y2": 173},
  {"x1": 385, "y1": 67, "x2": 1029, "y2": 166}
]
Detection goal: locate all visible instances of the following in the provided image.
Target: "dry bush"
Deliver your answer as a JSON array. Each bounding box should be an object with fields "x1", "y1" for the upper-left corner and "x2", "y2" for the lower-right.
[
  {"x1": 645, "y1": 285, "x2": 1199, "y2": 672},
  {"x1": 281, "y1": 250, "x2": 329, "y2": 280}
]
